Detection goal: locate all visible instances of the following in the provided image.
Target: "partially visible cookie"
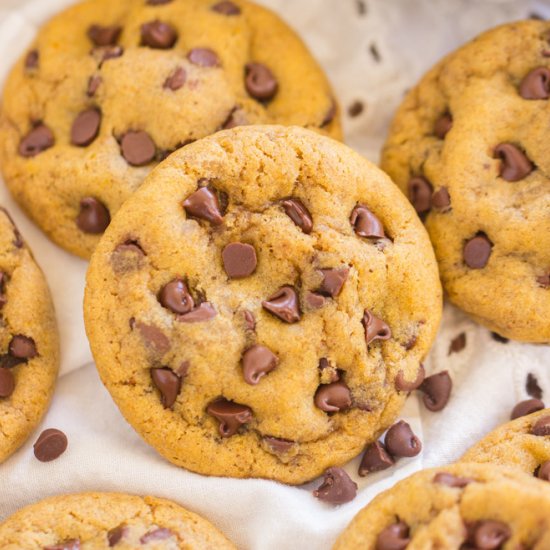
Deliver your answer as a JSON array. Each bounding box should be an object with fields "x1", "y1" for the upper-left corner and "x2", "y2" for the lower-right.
[
  {"x1": 0, "y1": 492, "x2": 235, "y2": 549},
  {"x1": 84, "y1": 125, "x2": 442, "y2": 484},
  {"x1": 381, "y1": 20, "x2": 550, "y2": 342},
  {"x1": 0, "y1": 0, "x2": 341, "y2": 259},
  {"x1": 0, "y1": 208, "x2": 59, "y2": 463},
  {"x1": 334, "y1": 463, "x2": 550, "y2": 549}
]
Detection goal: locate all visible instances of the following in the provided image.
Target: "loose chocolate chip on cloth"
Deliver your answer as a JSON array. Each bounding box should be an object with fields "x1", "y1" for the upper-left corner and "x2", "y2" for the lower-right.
[
  {"x1": 84, "y1": 125, "x2": 441, "y2": 484},
  {"x1": 0, "y1": 493, "x2": 236, "y2": 548},
  {"x1": 0, "y1": 0, "x2": 341, "y2": 259},
  {"x1": 333, "y1": 463, "x2": 550, "y2": 549},
  {"x1": 0, "y1": 208, "x2": 59, "y2": 464},
  {"x1": 381, "y1": 20, "x2": 550, "y2": 343}
]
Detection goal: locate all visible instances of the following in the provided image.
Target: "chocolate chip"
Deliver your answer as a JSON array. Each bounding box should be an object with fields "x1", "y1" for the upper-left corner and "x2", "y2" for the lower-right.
[
  {"x1": 25, "y1": 49, "x2": 39, "y2": 70},
  {"x1": 348, "y1": 100, "x2": 364, "y2": 117},
  {"x1": 519, "y1": 67, "x2": 550, "y2": 99},
  {"x1": 71, "y1": 108, "x2": 101, "y2": 147},
  {"x1": 350, "y1": 204, "x2": 385, "y2": 239},
  {"x1": 151, "y1": 367, "x2": 181, "y2": 408},
  {"x1": 76, "y1": 197, "x2": 110, "y2": 234},
  {"x1": 395, "y1": 364, "x2": 425, "y2": 392},
  {"x1": 163, "y1": 66, "x2": 186, "y2": 90},
  {"x1": 222, "y1": 242, "x2": 257, "y2": 278},
  {"x1": 140, "y1": 528, "x2": 173, "y2": 544},
  {"x1": 467, "y1": 520, "x2": 511, "y2": 549},
  {"x1": 313, "y1": 467, "x2": 357, "y2": 504},
  {"x1": 537, "y1": 273, "x2": 550, "y2": 288},
  {"x1": 92, "y1": 45, "x2": 124, "y2": 63},
  {"x1": 281, "y1": 198, "x2": 313, "y2": 234},
  {"x1": 532, "y1": 415, "x2": 550, "y2": 436},
  {"x1": 0, "y1": 355, "x2": 24, "y2": 369},
  {"x1": 183, "y1": 187, "x2": 224, "y2": 225},
  {"x1": 433, "y1": 472, "x2": 473, "y2": 487},
  {"x1": 111, "y1": 241, "x2": 145, "y2": 273},
  {"x1": 305, "y1": 291, "x2": 326, "y2": 309},
  {"x1": 207, "y1": 398, "x2": 252, "y2": 437},
  {"x1": 511, "y1": 398, "x2": 545, "y2": 420},
  {"x1": 494, "y1": 143, "x2": 534, "y2": 182},
  {"x1": 18, "y1": 124, "x2": 54, "y2": 157},
  {"x1": 0, "y1": 272, "x2": 7, "y2": 309},
  {"x1": 449, "y1": 332, "x2": 466, "y2": 354},
  {"x1": 407, "y1": 176, "x2": 433, "y2": 215},
  {"x1": 8, "y1": 335, "x2": 36, "y2": 361},
  {"x1": 434, "y1": 113, "x2": 453, "y2": 138},
  {"x1": 159, "y1": 278, "x2": 194, "y2": 314},
  {"x1": 321, "y1": 100, "x2": 337, "y2": 127},
  {"x1": 463, "y1": 233, "x2": 492, "y2": 269},
  {"x1": 358, "y1": 441, "x2": 394, "y2": 476},
  {"x1": 526, "y1": 373, "x2": 543, "y2": 399},
  {"x1": 245, "y1": 62, "x2": 278, "y2": 101},
  {"x1": 314, "y1": 381, "x2": 352, "y2": 412},
  {"x1": 135, "y1": 322, "x2": 170, "y2": 355},
  {"x1": 418, "y1": 371, "x2": 452, "y2": 412},
  {"x1": 362, "y1": 309, "x2": 391, "y2": 346},
  {"x1": 87, "y1": 75, "x2": 102, "y2": 97},
  {"x1": 432, "y1": 187, "x2": 451, "y2": 211},
  {"x1": 33, "y1": 428, "x2": 68, "y2": 462},
  {"x1": 0, "y1": 368, "x2": 15, "y2": 398},
  {"x1": 146, "y1": 0, "x2": 173, "y2": 4},
  {"x1": 537, "y1": 460, "x2": 550, "y2": 481},
  {"x1": 376, "y1": 521, "x2": 410, "y2": 550},
  {"x1": 385, "y1": 420, "x2": 422, "y2": 457},
  {"x1": 188, "y1": 48, "x2": 220, "y2": 67},
  {"x1": 264, "y1": 436, "x2": 294, "y2": 453},
  {"x1": 87, "y1": 25, "x2": 122, "y2": 47},
  {"x1": 178, "y1": 302, "x2": 217, "y2": 322},
  {"x1": 319, "y1": 268, "x2": 349, "y2": 297},
  {"x1": 243, "y1": 310, "x2": 255, "y2": 331},
  {"x1": 44, "y1": 540, "x2": 81, "y2": 550},
  {"x1": 107, "y1": 524, "x2": 128, "y2": 546},
  {"x1": 242, "y1": 344, "x2": 278, "y2": 385},
  {"x1": 212, "y1": 1, "x2": 241, "y2": 15},
  {"x1": 222, "y1": 107, "x2": 248, "y2": 129},
  {"x1": 141, "y1": 21, "x2": 178, "y2": 49},
  {"x1": 262, "y1": 286, "x2": 300, "y2": 323},
  {"x1": 120, "y1": 130, "x2": 156, "y2": 166}
]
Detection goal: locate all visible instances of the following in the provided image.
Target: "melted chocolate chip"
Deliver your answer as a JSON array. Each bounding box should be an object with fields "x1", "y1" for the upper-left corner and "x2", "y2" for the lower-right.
[
  {"x1": 407, "y1": 176, "x2": 433, "y2": 215},
  {"x1": 305, "y1": 292, "x2": 326, "y2": 309},
  {"x1": 0, "y1": 368, "x2": 15, "y2": 398},
  {"x1": 395, "y1": 364, "x2": 425, "y2": 392},
  {"x1": 466, "y1": 520, "x2": 511, "y2": 549},
  {"x1": 25, "y1": 49, "x2": 39, "y2": 70},
  {"x1": 519, "y1": 67, "x2": 550, "y2": 99},
  {"x1": 245, "y1": 62, "x2": 278, "y2": 101},
  {"x1": 350, "y1": 204, "x2": 385, "y2": 239},
  {"x1": 140, "y1": 528, "x2": 173, "y2": 544},
  {"x1": 107, "y1": 524, "x2": 128, "y2": 546},
  {"x1": 178, "y1": 302, "x2": 217, "y2": 323},
  {"x1": 87, "y1": 75, "x2": 102, "y2": 97},
  {"x1": 314, "y1": 381, "x2": 352, "y2": 412},
  {"x1": 71, "y1": 108, "x2": 101, "y2": 147},
  {"x1": 222, "y1": 242, "x2": 257, "y2": 278},
  {"x1": 432, "y1": 187, "x2": 451, "y2": 211},
  {"x1": 141, "y1": 20, "x2": 178, "y2": 49},
  {"x1": 44, "y1": 540, "x2": 80, "y2": 550},
  {"x1": 449, "y1": 332, "x2": 466, "y2": 354},
  {"x1": 385, "y1": 420, "x2": 422, "y2": 457},
  {"x1": 511, "y1": 398, "x2": 545, "y2": 420},
  {"x1": 362, "y1": 309, "x2": 391, "y2": 346},
  {"x1": 188, "y1": 48, "x2": 220, "y2": 67},
  {"x1": 532, "y1": 415, "x2": 550, "y2": 436},
  {"x1": 434, "y1": 113, "x2": 453, "y2": 138},
  {"x1": 264, "y1": 436, "x2": 294, "y2": 453},
  {"x1": 281, "y1": 198, "x2": 313, "y2": 234},
  {"x1": 463, "y1": 233, "x2": 492, "y2": 269},
  {"x1": 77, "y1": 197, "x2": 110, "y2": 234},
  {"x1": 494, "y1": 143, "x2": 534, "y2": 182},
  {"x1": 163, "y1": 66, "x2": 186, "y2": 90},
  {"x1": 151, "y1": 367, "x2": 181, "y2": 408},
  {"x1": 243, "y1": 310, "x2": 256, "y2": 331},
  {"x1": 537, "y1": 460, "x2": 550, "y2": 481},
  {"x1": 526, "y1": 373, "x2": 543, "y2": 399},
  {"x1": 159, "y1": 279, "x2": 194, "y2": 314},
  {"x1": 183, "y1": 187, "x2": 224, "y2": 225},
  {"x1": 376, "y1": 521, "x2": 410, "y2": 550},
  {"x1": 87, "y1": 25, "x2": 122, "y2": 47},
  {"x1": 136, "y1": 322, "x2": 170, "y2": 355},
  {"x1": 212, "y1": 1, "x2": 241, "y2": 14},
  {"x1": 207, "y1": 398, "x2": 252, "y2": 437},
  {"x1": 262, "y1": 286, "x2": 300, "y2": 323},
  {"x1": 313, "y1": 467, "x2": 357, "y2": 504},
  {"x1": 19, "y1": 124, "x2": 54, "y2": 157},
  {"x1": 418, "y1": 371, "x2": 452, "y2": 412},
  {"x1": 120, "y1": 130, "x2": 156, "y2": 166},
  {"x1": 433, "y1": 472, "x2": 473, "y2": 488},
  {"x1": 319, "y1": 268, "x2": 349, "y2": 297},
  {"x1": 111, "y1": 241, "x2": 145, "y2": 274},
  {"x1": 358, "y1": 441, "x2": 394, "y2": 476},
  {"x1": 33, "y1": 428, "x2": 68, "y2": 462},
  {"x1": 9, "y1": 335, "x2": 37, "y2": 359},
  {"x1": 242, "y1": 344, "x2": 278, "y2": 385}
]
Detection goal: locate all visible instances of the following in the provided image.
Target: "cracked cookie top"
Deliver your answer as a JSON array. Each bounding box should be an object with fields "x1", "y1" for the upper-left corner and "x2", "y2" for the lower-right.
[
  {"x1": 0, "y1": 0, "x2": 340, "y2": 259},
  {"x1": 381, "y1": 20, "x2": 550, "y2": 343},
  {"x1": 84, "y1": 125, "x2": 441, "y2": 484},
  {"x1": 0, "y1": 208, "x2": 59, "y2": 464},
  {"x1": 0, "y1": 493, "x2": 235, "y2": 549}
]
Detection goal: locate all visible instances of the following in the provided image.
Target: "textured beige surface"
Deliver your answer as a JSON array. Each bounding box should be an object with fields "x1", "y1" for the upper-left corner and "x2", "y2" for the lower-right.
[
  {"x1": 0, "y1": 0, "x2": 341, "y2": 259},
  {"x1": 0, "y1": 208, "x2": 59, "y2": 463},
  {"x1": 381, "y1": 20, "x2": 550, "y2": 343},
  {"x1": 0, "y1": 492, "x2": 236, "y2": 549},
  {"x1": 84, "y1": 125, "x2": 441, "y2": 484},
  {"x1": 334, "y1": 463, "x2": 550, "y2": 549}
]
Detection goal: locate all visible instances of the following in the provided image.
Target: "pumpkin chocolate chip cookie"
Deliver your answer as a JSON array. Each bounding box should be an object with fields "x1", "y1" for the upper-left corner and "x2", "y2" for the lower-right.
[
  {"x1": 0, "y1": 493, "x2": 235, "y2": 549},
  {"x1": 84, "y1": 125, "x2": 441, "y2": 484},
  {"x1": 0, "y1": 0, "x2": 341, "y2": 259},
  {"x1": 0, "y1": 208, "x2": 59, "y2": 464},
  {"x1": 381, "y1": 20, "x2": 550, "y2": 342}
]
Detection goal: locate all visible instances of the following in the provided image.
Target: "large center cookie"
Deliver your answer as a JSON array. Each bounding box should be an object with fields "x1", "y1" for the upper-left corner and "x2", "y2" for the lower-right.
[
  {"x1": 84, "y1": 126, "x2": 441, "y2": 484},
  {"x1": 0, "y1": 492, "x2": 235, "y2": 548},
  {"x1": 381, "y1": 20, "x2": 550, "y2": 342},
  {"x1": 0, "y1": 0, "x2": 340, "y2": 259}
]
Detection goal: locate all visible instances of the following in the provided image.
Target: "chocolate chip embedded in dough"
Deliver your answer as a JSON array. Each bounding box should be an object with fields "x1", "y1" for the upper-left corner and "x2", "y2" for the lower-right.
[
  {"x1": 350, "y1": 204, "x2": 385, "y2": 239},
  {"x1": 140, "y1": 528, "x2": 173, "y2": 544},
  {"x1": 87, "y1": 75, "x2": 102, "y2": 97},
  {"x1": 418, "y1": 371, "x2": 452, "y2": 412},
  {"x1": 135, "y1": 322, "x2": 170, "y2": 355},
  {"x1": 376, "y1": 521, "x2": 410, "y2": 550},
  {"x1": 362, "y1": 309, "x2": 391, "y2": 346},
  {"x1": 178, "y1": 302, "x2": 217, "y2": 323},
  {"x1": 241, "y1": 344, "x2": 278, "y2": 385},
  {"x1": 314, "y1": 381, "x2": 352, "y2": 412},
  {"x1": 0, "y1": 368, "x2": 15, "y2": 398},
  {"x1": 434, "y1": 113, "x2": 453, "y2": 138},
  {"x1": 151, "y1": 367, "x2": 181, "y2": 408},
  {"x1": 463, "y1": 233, "x2": 492, "y2": 269},
  {"x1": 120, "y1": 130, "x2": 156, "y2": 166},
  {"x1": 159, "y1": 279, "x2": 194, "y2": 314},
  {"x1": 187, "y1": 48, "x2": 220, "y2": 67},
  {"x1": 494, "y1": 143, "x2": 534, "y2": 182},
  {"x1": 384, "y1": 420, "x2": 422, "y2": 457},
  {"x1": 243, "y1": 310, "x2": 256, "y2": 331},
  {"x1": 18, "y1": 124, "x2": 54, "y2": 157},
  {"x1": 536, "y1": 460, "x2": 550, "y2": 481},
  {"x1": 207, "y1": 398, "x2": 253, "y2": 437},
  {"x1": 212, "y1": 1, "x2": 241, "y2": 15},
  {"x1": 33, "y1": 428, "x2": 68, "y2": 462},
  {"x1": 432, "y1": 187, "x2": 451, "y2": 211},
  {"x1": 305, "y1": 291, "x2": 326, "y2": 309},
  {"x1": 532, "y1": 415, "x2": 550, "y2": 436},
  {"x1": 511, "y1": 398, "x2": 545, "y2": 420},
  {"x1": 76, "y1": 197, "x2": 110, "y2": 234},
  {"x1": 262, "y1": 286, "x2": 300, "y2": 323},
  {"x1": 281, "y1": 198, "x2": 313, "y2": 234},
  {"x1": 313, "y1": 467, "x2": 357, "y2": 504},
  {"x1": 319, "y1": 268, "x2": 349, "y2": 297},
  {"x1": 245, "y1": 62, "x2": 278, "y2": 101},
  {"x1": 183, "y1": 187, "x2": 224, "y2": 225},
  {"x1": 71, "y1": 108, "x2": 101, "y2": 147},
  {"x1": 433, "y1": 472, "x2": 473, "y2": 488},
  {"x1": 264, "y1": 436, "x2": 294, "y2": 453},
  {"x1": 519, "y1": 67, "x2": 550, "y2": 99},
  {"x1": 107, "y1": 524, "x2": 128, "y2": 546},
  {"x1": 141, "y1": 20, "x2": 178, "y2": 49},
  {"x1": 163, "y1": 66, "x2": 186, "y2": 90},
  {"x1": 43, "y1": 540, "x2": 81, "y2": 550},
  {"x1": 9, "y1": 335, "x2": 37, "y2": 359},
  {"x1": 395, "y1": 364, "x2": 425, "y2": 392},
  {"x1": 407, "y1": 176, "x2": 433, "y2": 215},
  {"x1": 358, "y1": 441, "x2": 394, "y2": 476},
  {"x1": 466, "y1": 520, "x2": 511, "y2": 550},
  {"x1": 222, "y1": 242, "x2": 257, "y2": 278},
  {"x1": 25, "y1": 49, "x2": 39, "y2": 70},
  {"x1": 87, "y1": 24, "x2": 122, "y2": 47}
]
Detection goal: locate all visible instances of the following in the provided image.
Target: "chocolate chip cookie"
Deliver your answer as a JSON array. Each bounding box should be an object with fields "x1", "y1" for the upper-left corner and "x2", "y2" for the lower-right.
[
  {"x1": 0, "y1": 492, "x2": 235, "y2": 548},
  {"x1": 84, "y1": 125, "x2": 442, "y2": 484},
  {"x1": 0, "y1": 208, "x2": 59, "y2": 463},
  {"x1": 334, "y1": 463, "x2": 550, "y2": 549},
  {"x1": 0, "y1": 0, "x2": 341, "y2": 259},
  {"x1": 381, "y1": 20, "x2": 550, "y2": 342}
]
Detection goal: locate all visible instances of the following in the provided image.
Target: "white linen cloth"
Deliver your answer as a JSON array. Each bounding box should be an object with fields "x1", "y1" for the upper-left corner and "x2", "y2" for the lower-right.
[{"x1": 0, "y1": 1, "x2": 549, "y2": 548}]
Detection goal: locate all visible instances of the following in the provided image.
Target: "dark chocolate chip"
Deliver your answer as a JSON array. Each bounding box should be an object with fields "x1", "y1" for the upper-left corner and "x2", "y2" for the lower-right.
[
  {"x1": 187, "y1": 48, "x2": 220, "y2": 67},
  {"x1": 242, "y1": 344, "x2": 278, "y2": 385},
  {"x1": 9, "y1": 335, "x2": 37, "y2": 359},
  {"x1": 245, "y1": 62, "x2": 278, "y2": 101},
  {"x1": 362, "y1": 309, "x2": 391, "y2": 346},
  {"x1": 418, "y1": 371, "x2": 452, "y2": 412},
  {"x1": 25, "y1": 49, "x2": 39, "y2": 70},
  {"x1": 511, "y1": 398, "x2": 545, "y2": 420},
  {"x1": 494, "y1": 143, "x2": 534, "y2": 182},
  {"x1": 491, "y1": 332, "x2": 509, "y2": 343},
  {"x1": 305, "y1": 291, "x2": 326, "y2": 309},
  {"x1": 358, "y1": 441, "x2": 394, "y2": 476},
  {"x1": 178, "y1": 302, "x2": 217, "y2": 322},
  {"x1": 183, "y1": 187, "x2": 224, "y2": 225},
  {"x1": 33, "y1": 428, "x2": 68, "y2": 462},
  {"x1": 135, "y1": 322, "x2": 170, "y2": 355},
  {"x1": 319, "y1": 268, "x2": 349, "y2": 297},
  {"x1": 519, "y1": 67, "x2": 550, "y2": 99},
  {"x1": 159, "y1": 279, "x2": 194, "y2": 314},
  {"x1": 222, "y1": 242, "x2": 257, "y2": 278},
  {"x1": 432, "y1": 187, "x2": 451, "y2": 211},
  {"x1": 207, "y1": 398, "x2": 253, "y2": 437},
  {"x1": 77, "y1": 197, "x2": 110, "y2": 234},
  {"x1": 151, "y1": 367, "x2": 181, "y2": 408},
  {"x1": 107, "y1": 524, "x2": 128, "y2": 546},
  {"x1": 350, "y1": 204, "x2": 385, "y2": 239},
  {"x1": 44, "y1": 540, "x2": 81, "y2": 550},
  {"x1": 433, "y1": 472, "x2": 473, "y2": 488},
  {"x1": 87, "y1": 24, "x2": 122, "y2": 47},
  {"x1": 264, "y1": 436, "x2": 294, "y2": 453},
  {"x1": 120, "y1": 130, "x2": 156, "y2": 166},
  {"x1": 385, "y1": 420, "x2": 422, "y2": 457},
  {"x1": 262, "y1": 286, "x2": 300, "y2": 323},
  {"x1": 92, "y1": 45, "x2": 124, "y2": 63},
  {"x1": 449, "y1": 332, "x2": 466, "y2": 354},
  {"x1": 407, "y1": 176, "x2": 433, "y2": 215},
  {"x1": 281, "y1": 198, "x2": 313, "y2": 234},
  {"x1": 0, "y1": 368, "x2": 15, "y2": 398},
  {"x1": 141, "y1": 20, "x2": 178, "y2": 49},
  {"x1": 140, "y1": 528, "x2": 173, "y2": 544},
  {"x1": 18, "y1": 124, "x2": 54, "y2": 157},
  {"x1": 376, "y1": 521, "x2": 410, "y2": 550},
  {"x1": 537, "y1": 273, "x2": 550, "y2": 288},
  {"x1": 537, "y1": 460, "x2": 550, "y2": 481},
  {"x1": 212, "y1": 1, "x2": 241, "y2": 14},
  {"x1": 463, "y1": 233, "x2": 492, "y2": 269},
  {"x1": 348, "y1": 100, "x2": 364, "y2": 117},
  {"x1": 314, "y1": 381, "x2": 352, "y2": 412},
  {"x1": 87, "y1": 75, "x2": 102, "y2": 97},
  {"x1": 532, "y1": 415, "x2": 550, "y2": 436},
  {"x1": 434, "y1": 113, "x2": 453, "y2": 138},
  {"x1": 467, "y1": 520, "x2": 511, "y2": 549},
  {"x1": 395, "y1": 364, "x2": 425, "y2": 392},
  {"x1": 526, "y1": 373, "x2": 543, "y2": 400},
  {"x1": 243, "y1": 310, "x2": 256, "y2": 331},
  {"x1": 313, "y1": 467, "x2": 357, "y2": 504},
  {"x1": 71, "y1": 108, "x2": 101, "y2": 147},
  {"x1": 163, "y1": 66, "x2": 186, "y2": 90}
]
